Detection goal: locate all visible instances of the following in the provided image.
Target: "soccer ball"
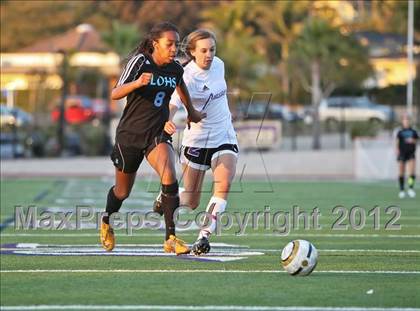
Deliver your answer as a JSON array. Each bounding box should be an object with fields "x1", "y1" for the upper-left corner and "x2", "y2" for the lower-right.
[{"x1": 281, "y1": 239, "x2": 318, "y2": 276}]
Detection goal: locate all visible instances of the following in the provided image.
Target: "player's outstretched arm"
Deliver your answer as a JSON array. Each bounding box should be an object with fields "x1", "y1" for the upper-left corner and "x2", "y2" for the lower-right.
[
  {"x1": 176, "y1": 79, "x2": 206, "y2": 125},
  {"x1": 163, "y1": 100, "x2": 181, "y2": 135},
  {"x1": 111, "y1": 73, "x2": 152, "y2": 100},
  {"x1": 169, "y1": 104, "x2": 179, "y2": 121}
]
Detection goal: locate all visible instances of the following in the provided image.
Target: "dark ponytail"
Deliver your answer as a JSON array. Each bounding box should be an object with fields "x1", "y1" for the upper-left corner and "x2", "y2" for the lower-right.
[{"x1": 136, "y1": 36, "x2": 154, "y2": 55}]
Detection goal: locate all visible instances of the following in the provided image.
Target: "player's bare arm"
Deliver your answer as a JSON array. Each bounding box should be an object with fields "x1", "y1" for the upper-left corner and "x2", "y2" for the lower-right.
[
  {"x1": 163, "y1": 104, "x2": 179, "y2": 135},
  {"x1": 176, "y1": 79, "x2": 206, "y2": 124},
  {"x1": 168, "y1": 103, "x2": 179, "y2": 120},
  {"x1": 111, "y1": 72, "x2": 152, "y2": 100}
]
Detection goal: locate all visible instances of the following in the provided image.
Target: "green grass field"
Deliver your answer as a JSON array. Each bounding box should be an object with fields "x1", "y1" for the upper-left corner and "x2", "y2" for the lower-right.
[{"x1": 1, "y1": 177, "x2": 419, "y2": 310}]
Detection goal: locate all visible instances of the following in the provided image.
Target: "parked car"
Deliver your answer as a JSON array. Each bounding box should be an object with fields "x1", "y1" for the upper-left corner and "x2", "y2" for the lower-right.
[
  {"x1": 0, "y1": 132, "x2": 26, "y2": 158},
  {"x1": 318, "y1": 96, "x2": 394, "y2": 125},
  {"x1": 91, "y1": 98, "x2": 110, "y2": 119},
  {"x1": 51, "y1": 95, "x2": 95, "y2": 124},
  {"x1": 237, "y1": 102, "x2": 302, "y2": 122},
  {"x1": 0, "y1": 104, "x2": 33, "y2": 128}
]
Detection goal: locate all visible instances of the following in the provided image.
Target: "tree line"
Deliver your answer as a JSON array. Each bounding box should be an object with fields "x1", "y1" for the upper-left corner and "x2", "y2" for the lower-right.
[{"x1": 2, "y1": 0, "x2": 419, "y2": 149}]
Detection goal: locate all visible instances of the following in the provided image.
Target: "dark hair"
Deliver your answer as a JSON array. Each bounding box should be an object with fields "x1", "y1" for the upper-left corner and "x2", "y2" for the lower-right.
[
  {"x1": 128, "y1": 22, "x2": 179, "y2": 60},
  {"x1": 180, "y1": 29, "x2": 216, "y2": 65}
]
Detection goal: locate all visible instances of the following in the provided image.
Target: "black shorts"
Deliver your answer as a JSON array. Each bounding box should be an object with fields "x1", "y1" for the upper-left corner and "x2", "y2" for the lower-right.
[
  {"x1": 398, "y1": 152, "x2": 415, "y2": 162},
  {"x1": 111, "y1": 132, "x2": 173, "y2": 173},
  {"x1": 180, "y1": 144, "x2": 239, "y2": 170}
]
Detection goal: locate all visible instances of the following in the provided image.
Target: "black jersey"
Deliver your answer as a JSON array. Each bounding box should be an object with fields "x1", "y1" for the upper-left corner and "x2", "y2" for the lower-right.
[
  {"x1": 397, "y1": 127, "x2": 418, "y2": 154},
  {"x1": 115, "y1": 53, "x2": 184, "y2": 148}
]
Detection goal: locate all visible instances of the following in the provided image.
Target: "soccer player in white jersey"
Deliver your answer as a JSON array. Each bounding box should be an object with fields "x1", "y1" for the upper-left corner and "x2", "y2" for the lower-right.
[{"x1": 154, "y1": 29, "x2": 238, "y2": 255}]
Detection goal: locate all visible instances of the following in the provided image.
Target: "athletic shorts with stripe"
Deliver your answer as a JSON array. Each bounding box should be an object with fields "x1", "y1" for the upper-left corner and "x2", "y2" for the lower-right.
[
  {"x1": 180, "y1": 144, "x2": 239, "y2": 171},
  {"x1": 110, "y1": 132, "x2": 173, "y2": 173},
  {"x1": 397, "y1": 151, "x2": 415, "y2": 162}
]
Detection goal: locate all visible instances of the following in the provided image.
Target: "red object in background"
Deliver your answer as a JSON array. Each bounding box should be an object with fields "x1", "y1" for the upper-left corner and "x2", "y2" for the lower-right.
[{"x1": 51, "y1": 105, "x2": 94, "y2": 124}]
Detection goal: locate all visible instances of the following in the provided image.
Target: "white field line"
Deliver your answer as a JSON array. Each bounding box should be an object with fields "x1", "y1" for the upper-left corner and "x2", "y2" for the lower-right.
[
  {"x1": 1, "y1": 269, "x2": 419, "y2": 275},
  {"x1": 2, "y1": 233, "x2": 420, "y2": 238},
  {"x1": 2, "y1": 244, "x2": 419, "y2": 254},
  {"x1": 2, "y1": 243, "x2": 244, "y2": 248},
  {"x1": 1, "y1": 243, "x2": 245, "y2": 249},
  {"x1": 1, "y1": 306, "x2": 419, "y2": 311},
  {"x1": 256, "y1": 249, "x2": 420, "y2": 253}
]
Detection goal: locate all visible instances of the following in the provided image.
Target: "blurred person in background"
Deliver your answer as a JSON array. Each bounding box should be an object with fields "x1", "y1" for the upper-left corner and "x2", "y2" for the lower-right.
[{"x1": 396, "y1": 114, "x2": 418, "y2": 198}]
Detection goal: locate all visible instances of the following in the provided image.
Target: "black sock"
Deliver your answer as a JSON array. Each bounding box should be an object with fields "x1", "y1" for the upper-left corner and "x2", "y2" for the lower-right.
[
  {"x1": 161, "y1": 181, "x2": 179, "y2": 240},
  {"x1": 103, "y1": 186, "x2": 124, "y2": 225},
  {"x1": 399, "y1": 176, "x2": 405, "y2": 191},
  {"x1": 408, "y1": 175, "x2": 416, "y2": 189}
]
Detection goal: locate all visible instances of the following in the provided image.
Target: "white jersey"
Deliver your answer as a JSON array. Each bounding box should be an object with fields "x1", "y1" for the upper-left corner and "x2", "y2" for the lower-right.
[{"x1": 170, "y1": 56, "x2": 237, "y2": 148}]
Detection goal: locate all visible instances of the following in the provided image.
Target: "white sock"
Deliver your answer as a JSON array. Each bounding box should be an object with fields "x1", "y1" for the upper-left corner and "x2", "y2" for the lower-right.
[{"x1": 198, "y1": 196, "x2": 227, "y2": 239}]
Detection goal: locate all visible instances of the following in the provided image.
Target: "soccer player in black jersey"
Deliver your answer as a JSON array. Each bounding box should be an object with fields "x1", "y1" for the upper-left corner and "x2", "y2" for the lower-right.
[
  {"x1": 100, "y1": 22, "x2": 205, "y2": 254},
  {"x1": 396, "y1": 114, "x2": 418, "y2": 198}
]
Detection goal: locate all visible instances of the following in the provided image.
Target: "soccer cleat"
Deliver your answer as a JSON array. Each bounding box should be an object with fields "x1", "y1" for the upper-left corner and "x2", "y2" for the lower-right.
[
  {"x1": 100, "y1": 220, "x2": 115, "y2": 252},
  {"x1": 191, "y1": 237, "x2": 211, "y2": 255},
  {"x1": 407, "y1": 188, "x2": 416, "y2": 198},
  {"x1": 163, "y1": 235, "x2": 190, "y2": 255},
  {"x1": 398, "y1": 191, "x2": 406, "y2": 199},
  {"x1": 153, "y1": 191, "x2": 163, "y2": 216}
]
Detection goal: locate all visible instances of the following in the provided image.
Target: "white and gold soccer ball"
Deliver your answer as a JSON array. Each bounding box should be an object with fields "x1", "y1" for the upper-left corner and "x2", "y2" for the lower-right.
[{"x1": 281, "y1": 239, "x2": 318, "y2": 276}]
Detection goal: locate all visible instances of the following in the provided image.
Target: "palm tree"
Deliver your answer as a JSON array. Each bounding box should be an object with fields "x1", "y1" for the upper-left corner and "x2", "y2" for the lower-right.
[
  {"x1": 253, "y1": 1, "x2": 309, "y2": 103},
  {"x1": 201, "y1": 1, "x2": 264, "y2": 100},
  {"x1": 291, "y1": 18, "x2": 371, "y2": 149},
  {"x1": 101, "y1": 20, "x2": 141, "y2": 60}
]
